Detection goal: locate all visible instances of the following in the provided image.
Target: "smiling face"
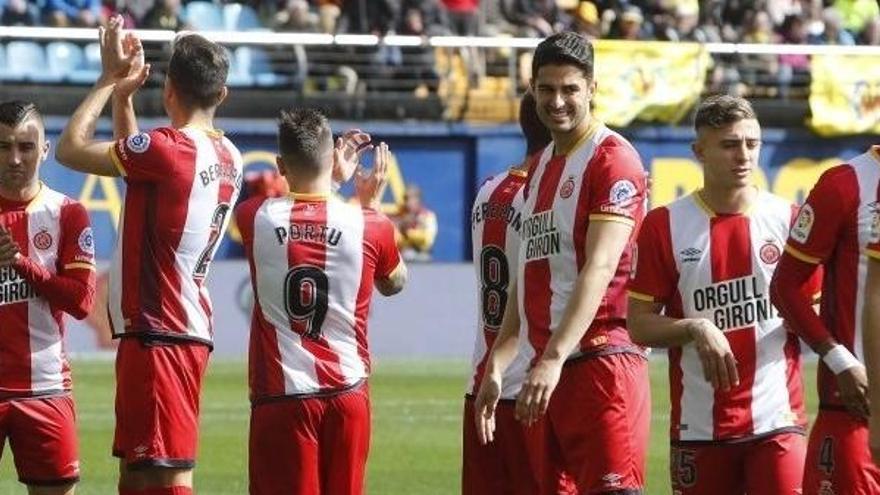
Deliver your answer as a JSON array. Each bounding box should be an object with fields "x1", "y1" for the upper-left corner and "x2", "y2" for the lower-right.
[
  {"x1": 693, "y1": 118, "x2": 762, "y2": 191},
  {"x1": 531, "y1": 63, "x2": 595, "y2": 139},
  {"x1": 0, "y1": 115, "x2": 47, "y2": 200}
]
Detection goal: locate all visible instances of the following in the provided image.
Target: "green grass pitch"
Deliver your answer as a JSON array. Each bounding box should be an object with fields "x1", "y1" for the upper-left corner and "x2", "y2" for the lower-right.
[{"x1": 0, "y1": 357, "x2": 819, "y2": 494}]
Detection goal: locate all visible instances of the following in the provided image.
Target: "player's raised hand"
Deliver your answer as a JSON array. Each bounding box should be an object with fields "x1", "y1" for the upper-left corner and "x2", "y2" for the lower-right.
[
  {"x1": 687, "y1": 318, "x2": 739, "y2": 391},
  {"x1": 0, "y1": 225, "x2": 20, "y2": 267},
  {"x1": 114, "y1": 32, "x2": 150, "y2": 99},
  {"x1": 99, "y1": 15, "x2": 139, "y2": 81},
  {"x1": 515, "y1": 357, "x2": 562, "y2": 426},
  {"x1": 474, "y1": 372, "x2": 502, "y2": 445},
  {"x1": 355, "y1": 142, "x2": 389, "y2": 209},
  {"x1": 333, "y1": 129, "x2": 373, "y2": 184},
  {"x1": 836, "y1": 365, "x2": 869, "y2": 418}
]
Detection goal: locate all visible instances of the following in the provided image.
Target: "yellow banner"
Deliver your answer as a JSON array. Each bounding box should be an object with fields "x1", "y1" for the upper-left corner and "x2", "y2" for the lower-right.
[
  {"x1": 810, "y1": 54, "x2": 880, "y2": 136},
  {"x1": 592, "y1": 40, "x2": 711, "y2": 127}
]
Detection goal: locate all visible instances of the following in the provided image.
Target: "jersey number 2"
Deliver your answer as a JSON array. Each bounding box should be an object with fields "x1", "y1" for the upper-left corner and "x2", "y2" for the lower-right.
[
  {"x1": 480, "y1": 246, "x2": 509, "y2": 330},
  {"x1": 284, "y1": 265, "x2": 329, "y2": 340},
  {"x1": 194, "y1": 203, "x2": 231, "y2": 279}
]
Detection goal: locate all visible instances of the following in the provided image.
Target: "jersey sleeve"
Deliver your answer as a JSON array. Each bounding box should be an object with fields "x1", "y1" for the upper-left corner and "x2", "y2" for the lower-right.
[
  {"x1": 370, "y1": 212, "x2": 402, "y2": 279},
  {"x1": 784, "y1": 165, "x2": 858, "y2": 264},
  {"x1": 57, "y1": 201, "x2": 96, "y2": 272},
  {"x1": 233, "y1": 196, "x2": 264, "y2": 258},
  {"x1": 586, "y1": 140, "x2": 648, "y2": 227},
  {"x1": 109, "y1": 127, "x2": 192, "y2": 182},
  {"x1": 628, "y1": 207, "x2": 677, "y2": 304}
]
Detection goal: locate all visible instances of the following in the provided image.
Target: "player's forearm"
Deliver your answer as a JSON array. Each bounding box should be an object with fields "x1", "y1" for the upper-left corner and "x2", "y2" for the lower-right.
[
  {"x1": 770, "y1": 253, "x2": 834, "y2": 352},
  {"x1": 863, "y1": 261, "x2": 880, "y2": 406},
  {"x1": 56, "y1": 77, "x2": 118, "y2": 176},
  {"x1": 485, "y1": 283, "x2": 522, "y2": 378},
  {"x1": 628, "y1": 307, "x2": 699, "y2": 348},
  {"x1": 540, "y1": 261, "x2": 616, "y2": 362},
  {"x1": 112, "y1": 94, "x2": 139, "y2": 140},
  {"x1": 13, "y1": 257, "x2": 95, "y2": 319}
]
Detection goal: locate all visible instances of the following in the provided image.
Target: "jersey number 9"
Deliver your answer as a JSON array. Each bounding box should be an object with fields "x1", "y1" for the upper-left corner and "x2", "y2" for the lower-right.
[{"x1": 284, "y1": 265, "x2": 329, "y2": 340}]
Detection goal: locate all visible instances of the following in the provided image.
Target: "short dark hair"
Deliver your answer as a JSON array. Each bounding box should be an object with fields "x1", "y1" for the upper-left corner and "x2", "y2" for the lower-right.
[
  {"x1": 694, "y1": 94, "x2": 757, "y2": 132},
  {"x1": 167, "y1": 34, "x2": 229, "y2": 109},
  {"x1": 0, "y1": 100, "x2": 43, "y2": 128},
  {"x1": 532, "y1": 31, "x2": 594, "y2": 81},
  {"x1": 277, "y1": 108, "x2": 332, "y2": 176},
  {"x1": 519, "y1": 92, "x2": 551, "y2": 155}
]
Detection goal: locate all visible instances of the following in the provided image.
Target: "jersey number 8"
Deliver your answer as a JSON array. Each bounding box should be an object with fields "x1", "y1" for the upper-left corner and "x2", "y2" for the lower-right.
[{"x1": 480, "y1": 245, "x2": 509, "y2": 330}]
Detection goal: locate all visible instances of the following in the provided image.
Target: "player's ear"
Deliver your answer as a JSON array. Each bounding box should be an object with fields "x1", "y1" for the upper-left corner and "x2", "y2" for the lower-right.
[
  {"x1": 41, "y1": 139, "x2": 50, "y2": 161},
  {"x1": 216, "y1": 86, "x2": 229, "y2": 106},
  {"x1": 691, "y1": 141, "x2": 703, "y2": 162}
]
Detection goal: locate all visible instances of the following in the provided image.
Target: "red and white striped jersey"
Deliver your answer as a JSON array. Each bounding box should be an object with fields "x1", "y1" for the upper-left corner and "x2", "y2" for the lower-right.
[
  {"x1": 0, "y1": 185, "x2": 95, "y2": 396},
  {"x1": 783, "y1": 147, "x2": 880, "y2": 407},
  {"x1": 517, "y1": 122, "x2": 648, "y2": 362},
  {"x1": 629, "y1": 190, "x2": 807, "y2": 442},
  {"x1": 108, "y1": 126, "x2": 243, "y2": 344},
  {"x1": 467, "y1": 168, "x2": 530, "y2": 399},
  {"x1": 236, "y1": 193, "x2": 401, "y2": 399}
]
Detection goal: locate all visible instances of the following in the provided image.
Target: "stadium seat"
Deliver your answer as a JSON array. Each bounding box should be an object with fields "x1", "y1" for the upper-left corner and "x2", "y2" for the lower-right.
[
  {"x1": 2, "y1": 41, "x2": 57, "y2": 83},
  {"x1": 0, "y1": 44, "x2": 6, "y2": 76},
  {"x1": 224, "y1": 3, "x2": 263, "y2": 31},
  {"x1": 235, "y1": 46, "x2": 294, "y2": 88},
  {"x1": 225, "y1": 46, "x2": 254, "y2": 87},
  {"x1": 67, "y1": 43, "x2": 102, "y2": 84},
  {"x1": 185, "y1": 2, "x2": 225, "y2": 31},
  {"x1": 45, "y1": 42, "x2": 84, "y2": 82}
]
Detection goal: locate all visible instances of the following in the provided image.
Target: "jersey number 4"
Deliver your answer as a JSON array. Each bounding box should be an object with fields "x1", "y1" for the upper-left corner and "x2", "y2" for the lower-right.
[
  {"x1": 480, "y1": 246, "x2": 509, "y2": 330},
  {"x1": 284, "y1": 265, "x2": 329, "y2": 341}
]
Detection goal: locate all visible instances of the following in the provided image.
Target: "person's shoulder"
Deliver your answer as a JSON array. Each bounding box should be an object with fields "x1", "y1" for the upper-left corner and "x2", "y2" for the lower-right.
[
  {"x1": 591, "y1": 131, "x2": 644, "y2": 170},
  {"x1": 235, "y1": 195, "x2": 272, "y2": 222}
]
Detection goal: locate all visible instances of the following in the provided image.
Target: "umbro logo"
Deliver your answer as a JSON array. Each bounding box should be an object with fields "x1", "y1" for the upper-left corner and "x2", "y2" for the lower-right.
[{"x1": 680, "y1": 247, "x2": 702, "y2": 263}]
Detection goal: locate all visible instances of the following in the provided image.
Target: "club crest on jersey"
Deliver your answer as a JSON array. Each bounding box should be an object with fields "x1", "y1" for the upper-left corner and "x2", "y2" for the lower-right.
[
  {"x1": 33, "y1": 229, "x2": 52, "y2": 250},
  {"x1": 126, "y1": 132, "x2": 151, "y2": 154},
  {"x1": 818, "y1": 480, "x2": 835, "y2": 495},
  {"x1": 78, "y1": 227, "x2": 95, "y2": 255},
  {"x1": 609, "y1": 179, "x2": 637, "y2": 205},
  {"x1": 759, "y1": 240, "x2": 781, "y2": 264},
  {"x1": 559, "y1": 175, "x2": 575, "y2": 199},
  {"x1": 680, "y1": 247, "x2": 702, "y2": 263},
  {"x1": 790, "y1": 204, "x2": 814, "y2": 243}
]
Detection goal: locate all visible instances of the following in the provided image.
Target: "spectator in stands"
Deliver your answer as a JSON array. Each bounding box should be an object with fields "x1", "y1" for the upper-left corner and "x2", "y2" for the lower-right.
[
  {"x1": 442, "y1": 0, "x2": 480, "y2": 35},
  {"x1": 398, "y1": 4, "x2": 442, "y2": 93},
  {"x1": 777, "y1": 13, "x2": 811, "y2": 98},
  {"x1": 570, "y1": 1, "x2": 602, "y2": 39},
  {"x1": 401, "y1": 0, "x2": 451, "y2": 35},
  {"x1": 336, "y1": 0, "x2": 398, "y2": 35},
  {"x1": 101, "y1": 0, "x2": 137, "y2": 29},
  {"x1": 860, "y1": 15, "x2": 880, "y2": 43},
  {"x1": 810, "y1": 7, "x2": 856, "y2": 44},
  {"x1": 274, "y1": 0, "x2": 320, "y2": 32},
  {"x1": 502, "y1": 0, "x2": 567, "y2": 37},
  {"x1": 142, "y1": 0, "x2": 189, "y2": 31},
  {"x1": 1, "y1": 0, "x2": 39, "y2": 26},
  {"x1": 43, "y1": 0, "x2": 101, "y2": 27},
  {"x1": 316, "y1": 0, "x2": 342, "y2": 33},
  {"x1": 607, "y1": 6, "x2": 652, "y2": 40},
  {"x1": 391, "y1": 183, "x2": 438, "y2": 261},
  {"x1": 740, "y1": 10, "x2": 780, "y2": 89},
  {"x1": 834, "y1": 0, "x2": 879, "y2": 38}
]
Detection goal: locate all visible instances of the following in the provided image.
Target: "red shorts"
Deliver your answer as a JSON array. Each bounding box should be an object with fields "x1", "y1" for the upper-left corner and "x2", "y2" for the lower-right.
[
  {"x1": 0, "y1": 395, "x2": 78, "y2": 486},
  {"x1": 249, "y1": 382, "x2": 371, "y2": 495},
  {"x1": 803, "y1": 409, "x2": 880, "y2": 495},
  {"x1": 462, "y1": 396, "x2": 576, "y2": 495},
  {"x1": 547, "y1": 352, "x2": 650, "y2": 494},
  {"x1": 670, "y1": 431, "x2": 805, "y2": 495},
  {"x1": 113, "y1": 337, "x2": 210, "y2": 468}
]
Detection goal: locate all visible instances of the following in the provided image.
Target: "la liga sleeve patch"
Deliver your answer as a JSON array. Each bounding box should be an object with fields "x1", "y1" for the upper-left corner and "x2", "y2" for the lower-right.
[
  {"x1": 126, "y1": 132, "x2": 151, "y2": 154},
  {"x1": 790, "y1": 204, "x2": 814, "y2": 244}
]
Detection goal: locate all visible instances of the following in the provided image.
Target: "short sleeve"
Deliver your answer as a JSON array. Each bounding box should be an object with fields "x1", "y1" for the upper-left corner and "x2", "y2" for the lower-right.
[
  {"x1": 627, "y1": 207, "x2": 677, "y2": 304},
  {"x1": 784, "y1": 165, "x2": 858, "y2": 265},
  {"x1": 109, "y1": 128, "x2": 191, "y2": 182},
  {"x1": 370, "y1": 212, "x2": 402, "y2": 279},
  {"x1": 234, "y1": 196, "x2": 264, "y2": 257},
  {"x1": 58, "y1": 201, "x2": 95, "y2": 272},
  {"x1": 587, "y1": 140, "x2": 648, "y2": 227}
]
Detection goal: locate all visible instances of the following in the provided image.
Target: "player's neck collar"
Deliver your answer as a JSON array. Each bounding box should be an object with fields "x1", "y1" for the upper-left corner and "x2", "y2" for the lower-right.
[
  {"x1": 0, "y1": 182, "x2": 43, "y2": 212},
  {"x1": 692, "y1": 186, "x2": 757, "y2": 217},
  {"x1": 289, "y1": 192, "x2": 329, "y2": 201},
  {"x1": 553, "y1": 119, "x2": 601, "y2": 157},
  {"x1": 869, "y1": 145, "x2": 880, "y2": 164},
  {"x1": 183, "y1": 124, "x2": 223, "y2": 138}
]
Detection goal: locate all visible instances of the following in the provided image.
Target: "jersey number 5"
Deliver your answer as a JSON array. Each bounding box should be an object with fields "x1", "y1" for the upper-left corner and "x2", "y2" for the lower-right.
[
  {"x1": 284, "y1": 265, "x2": 329, "y2": 341},
  {"x1": 480, "y1": 245, "x2": 509, "y2": 330}
]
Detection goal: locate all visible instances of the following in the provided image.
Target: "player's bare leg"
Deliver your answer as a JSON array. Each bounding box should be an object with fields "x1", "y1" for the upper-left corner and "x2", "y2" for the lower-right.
[
  {"x1": 27, "y1": 484, "x2": 75, "y2": 495},
  {"x1": 118, "y1": 462, "x2": 192, "y2": 492}
]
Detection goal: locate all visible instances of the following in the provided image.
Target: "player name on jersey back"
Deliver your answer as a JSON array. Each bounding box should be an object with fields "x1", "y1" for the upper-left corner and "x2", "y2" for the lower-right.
[{"x1": 272, "y1": 223, "x2": 343, "y2": 246}]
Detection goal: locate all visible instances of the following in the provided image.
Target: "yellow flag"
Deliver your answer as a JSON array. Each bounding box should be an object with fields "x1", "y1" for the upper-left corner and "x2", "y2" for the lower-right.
[
  {"x1": 592, "y1": 40, "x2": 711, "y2": 127},
  {"x1": 810, "y1": 54, "x2": 880, "y2": 136}
]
